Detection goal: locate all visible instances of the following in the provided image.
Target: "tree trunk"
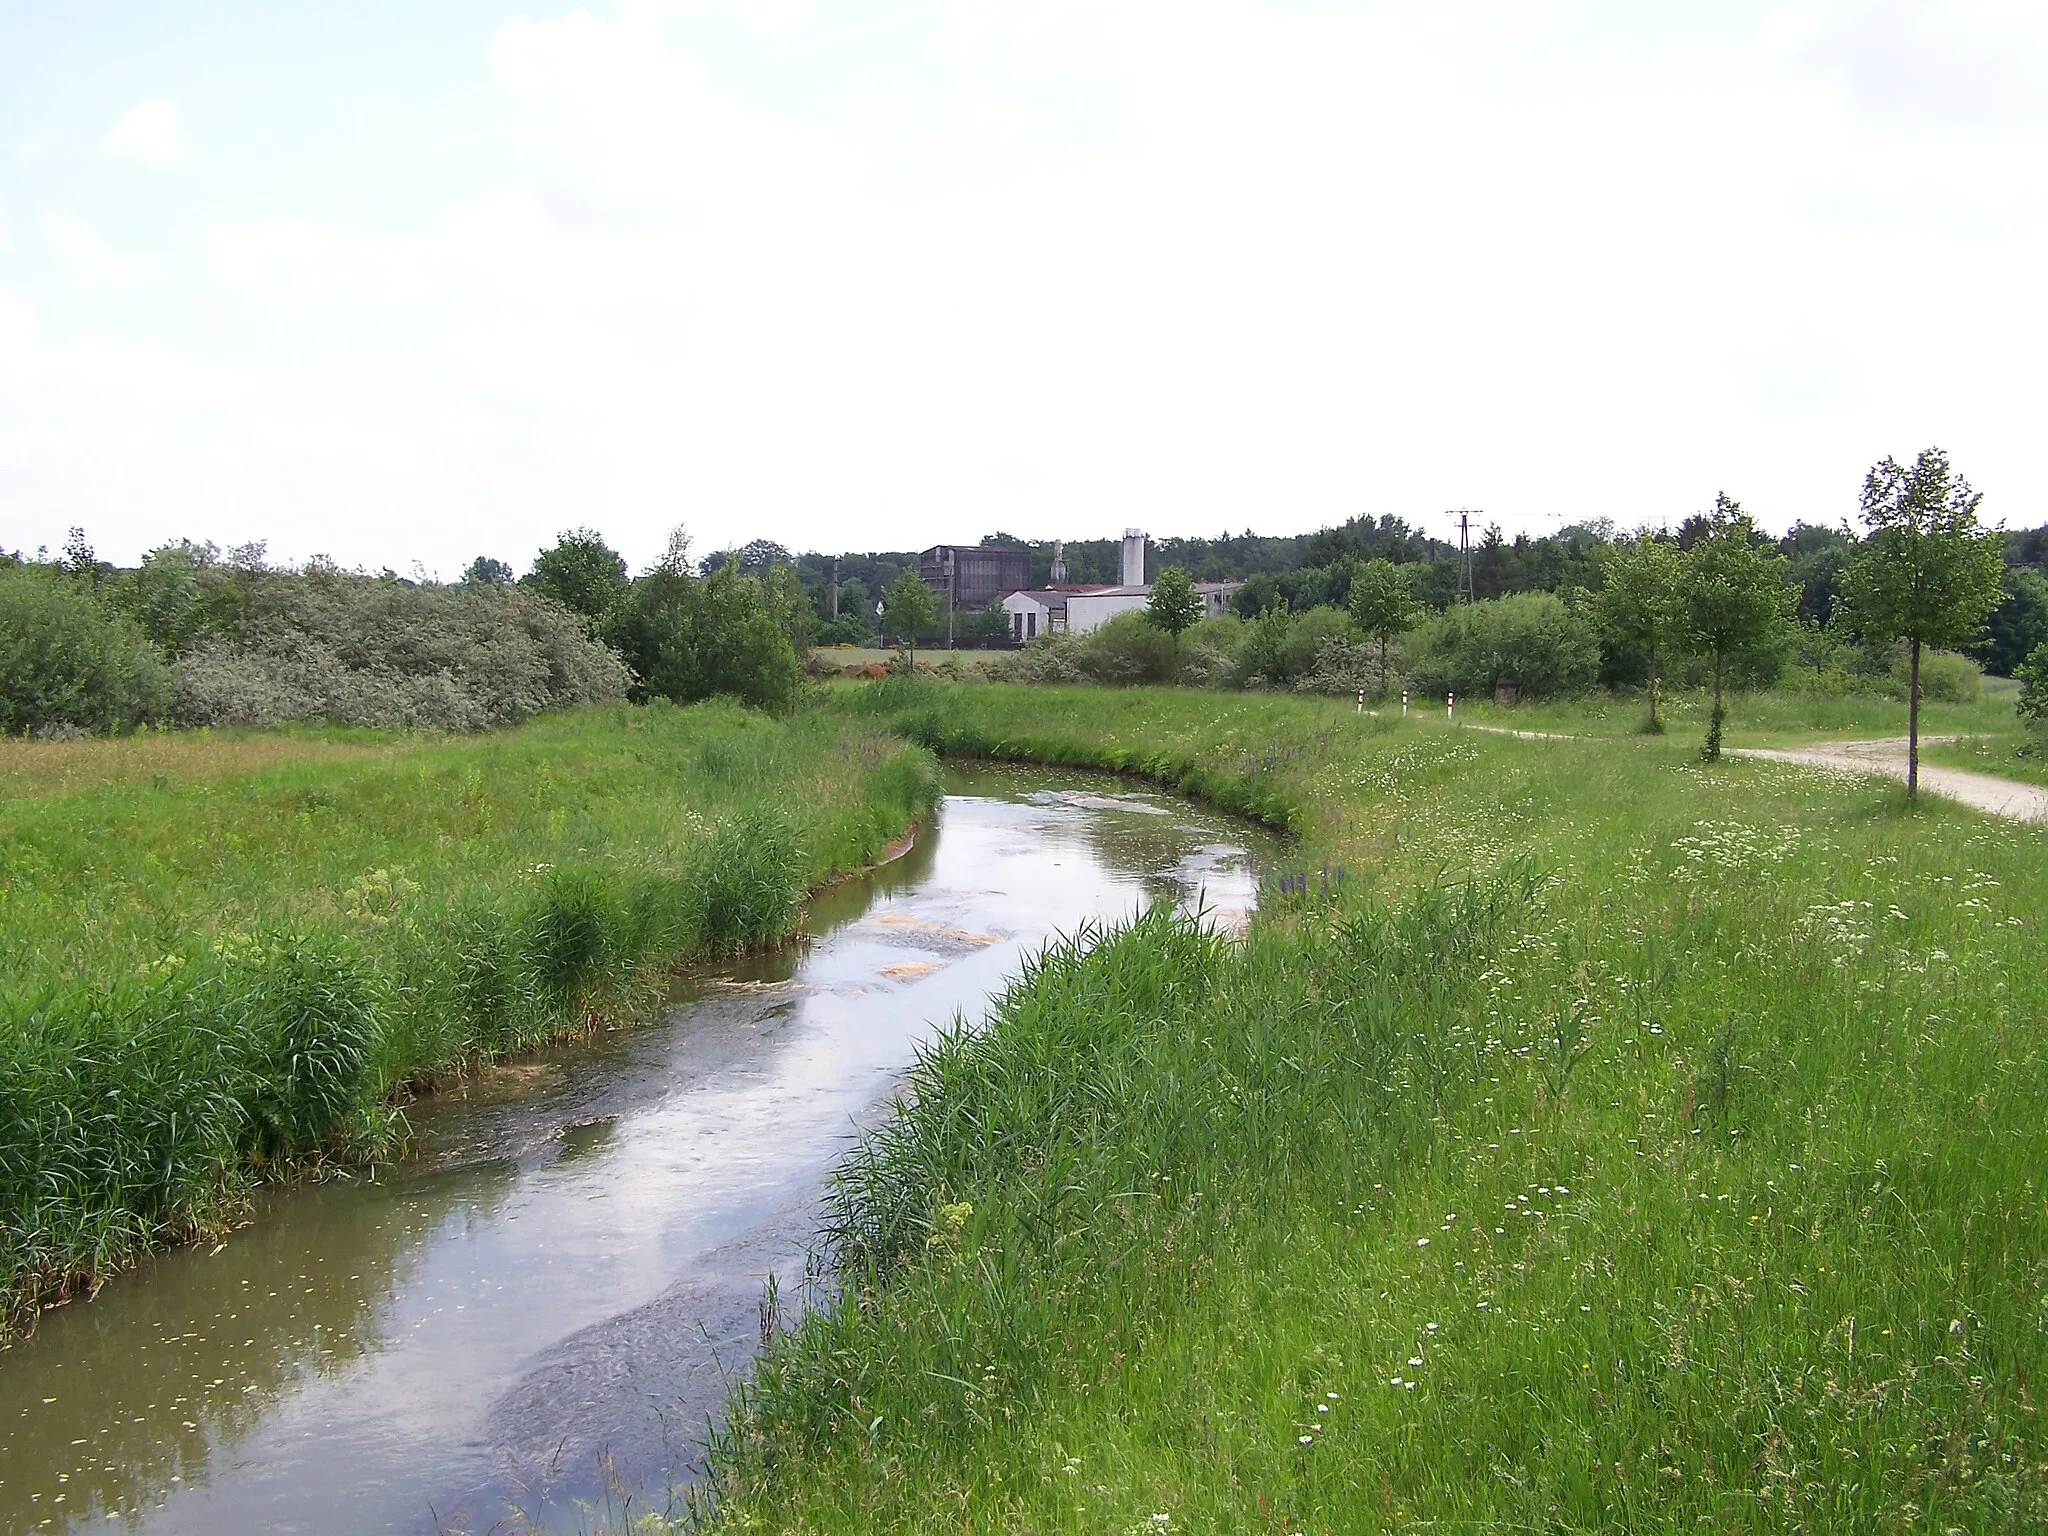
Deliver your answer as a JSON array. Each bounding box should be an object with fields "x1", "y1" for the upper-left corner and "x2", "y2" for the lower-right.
[
  {"x1": 1907, "y1": 635, "x2": 1921, "y2": 801},
  {"x1": 1647, "y1": 642, "x2": 1662, "y2": 734},
  {"x1": 1378, "y1": 634, "x2": 1390, "y2": 698},
  {"x1": 1704, "y1": 648, "x2": 1726, "y2": 760}
]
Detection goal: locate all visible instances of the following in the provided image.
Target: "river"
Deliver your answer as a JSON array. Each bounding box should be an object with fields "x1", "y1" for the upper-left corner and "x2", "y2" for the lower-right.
[{"x1": 0, "y1": 765, "x2": 1274, "y2": 1534}]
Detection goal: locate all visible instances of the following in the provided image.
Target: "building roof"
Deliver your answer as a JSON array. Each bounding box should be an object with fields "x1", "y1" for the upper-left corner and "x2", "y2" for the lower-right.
[{"x1": 1005, "y1": 585, "x2": 1115, "y2": 605}]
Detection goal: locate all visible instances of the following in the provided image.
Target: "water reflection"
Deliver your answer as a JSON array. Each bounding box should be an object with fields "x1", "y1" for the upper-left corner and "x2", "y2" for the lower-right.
[{"x1": 0, "y1": 768, "x2": 1274, "y2": 1534}]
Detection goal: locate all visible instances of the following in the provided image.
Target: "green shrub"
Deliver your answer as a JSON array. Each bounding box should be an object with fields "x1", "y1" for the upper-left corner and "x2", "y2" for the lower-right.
[
  {"x1": 1405, "y1": 590, "x2": 1600, "y2": 699},
  {"x1": 1077, "y1": 610, "x2": 1179, "y2": 684},
  {"x1": 2017, "y1": 640, "x2": 2048, "y2": 732},
  {"x1": 611, "y1": 559, "x2": 805, "y2": 712},
  {"x1": 173, "y1": 573, "x2": 627, "y2": 730},
  {"x1": 1889, "y1": 646, "x2": 1982, "y2": 703},
  {"x1": 0, "y1": 566, "x2": 172, "y2": 734}
]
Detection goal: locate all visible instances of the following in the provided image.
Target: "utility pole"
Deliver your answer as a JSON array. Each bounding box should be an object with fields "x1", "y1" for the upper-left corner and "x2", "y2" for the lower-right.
[{"x1": 1447, "y1": 509, "x2": 1482, "y2": 603}]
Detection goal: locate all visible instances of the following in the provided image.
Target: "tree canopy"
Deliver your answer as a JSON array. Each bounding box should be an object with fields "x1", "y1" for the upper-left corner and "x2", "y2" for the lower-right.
[
  {"x1": 1842, "y1": 448, "x2": 2006, "y2": 797},
  {"x1": 525, "y1": 528, "x2": 629, "y2": 626},
  {"x1": 1146, "y1": 567, "x2": 1203, "y2": 641},
  {"x1": 1678, "y1": 497, "x2": 1793, "y2": 759}
]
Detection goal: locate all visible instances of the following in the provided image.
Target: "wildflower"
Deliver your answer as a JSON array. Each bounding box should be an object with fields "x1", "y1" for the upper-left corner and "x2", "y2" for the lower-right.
[
  {"x1": 1416, "y1": 1237, "x2": 1430, "y2": 1247},
  {"x1": 1299, "y1": 1435, "x2": 1313, "y2": 1444},
  {"x1": 1426, "y1": 1322, "x2": 1439, "y2": 1333},
  {"x1": 1408, "y1": 1357, "x2": 1423, "y2": 1367}
]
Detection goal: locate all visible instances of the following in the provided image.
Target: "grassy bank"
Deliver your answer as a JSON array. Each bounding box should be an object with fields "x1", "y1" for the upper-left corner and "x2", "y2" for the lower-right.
[
  {"x1": 704, "y1": 682, "x2": 2048, "y2": 1532},
  {"x1": 1366, "y1": 677, "x2": 2022, "y2": 747},
  {"x1": 0, "y1": 702, "x2": 940, "y2": 1333}
]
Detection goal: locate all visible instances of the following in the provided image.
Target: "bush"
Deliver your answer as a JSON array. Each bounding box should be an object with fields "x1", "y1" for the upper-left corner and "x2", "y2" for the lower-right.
[
  {"x1": 1889, "y1": 647, "x2": 1982, "y2": 703},
  {"x1": 0, "y1": 565, "x2": 172, "y2": 734},
  {"x1": 174, "y1": 574, "x2": 628, "y2": 731},
  {"x1": 1404, "y1": 591, "x2": 1600, "y2": 699},
  {"x1": 2014, "y1": 641, "x2": 2048, "y2": 730},
  {"x1": 985, "y1": 634, "x2": 1087, "y2": 684},
  {"x1": 611, "y1": 560, "x2": 805, "y2": 713},
  {"x1": 1077, "y1": 611, "x2": 1178, "y2": 685}
]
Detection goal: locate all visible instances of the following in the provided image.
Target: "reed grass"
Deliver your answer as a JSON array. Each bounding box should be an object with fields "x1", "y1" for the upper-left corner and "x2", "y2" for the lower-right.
[
  {"x1": 0, "y1": 701, "x2": 940, "y2": 1332},
  {"x1": 700, "y1": 681, "x2": 2048, "y2": 1533}
]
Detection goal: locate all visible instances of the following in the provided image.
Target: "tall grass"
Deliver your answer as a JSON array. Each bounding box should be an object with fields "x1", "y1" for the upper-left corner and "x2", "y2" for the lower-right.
[
  {"x1": 702, "y1": 682, "x2": 2048, "y2": 1532},
  {"x1": 0, "y1": 702, "x2": 940, "y2": 1332}
]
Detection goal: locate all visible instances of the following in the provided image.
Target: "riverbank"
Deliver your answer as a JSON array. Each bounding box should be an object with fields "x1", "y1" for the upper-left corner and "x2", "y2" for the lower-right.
[
  {"x1": 0, "y1": 702, "x2": 940, "y2": 1334},
  {"x1": 704, "y1": 681, "x2": 2048, "y2": 1532}
]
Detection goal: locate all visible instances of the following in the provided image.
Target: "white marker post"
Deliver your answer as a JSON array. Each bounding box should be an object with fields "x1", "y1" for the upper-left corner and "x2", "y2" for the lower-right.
[
  {"x1": 1447, "y1": 691, "x2": 1455, "y2": 722},
  {"x1": 1402, "y1": 689, "x2": 1409, "y2": 717},
  {"x1": 1356, "y1": 689, "x2": 1365, "y2": 714}
]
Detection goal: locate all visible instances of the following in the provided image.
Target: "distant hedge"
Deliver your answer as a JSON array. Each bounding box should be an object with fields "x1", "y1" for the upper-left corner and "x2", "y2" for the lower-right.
[{"x1": 173, "y1": 571, "x2": 630, "y2": 731}]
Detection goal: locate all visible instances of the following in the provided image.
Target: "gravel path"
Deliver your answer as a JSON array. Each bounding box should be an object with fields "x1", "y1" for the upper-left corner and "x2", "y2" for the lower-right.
[{"x1": 1728, "y1": 737, "x2": 2048, "y2": 823}]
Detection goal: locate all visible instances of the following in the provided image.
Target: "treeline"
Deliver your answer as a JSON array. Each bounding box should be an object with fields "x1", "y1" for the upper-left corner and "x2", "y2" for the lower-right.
[
  {"x1": 662, "y1": 503, "x2": 2048, "y2": 673},
  {"x1": 1000, "y1": 450, "x2": 2044, "y2": 776}
]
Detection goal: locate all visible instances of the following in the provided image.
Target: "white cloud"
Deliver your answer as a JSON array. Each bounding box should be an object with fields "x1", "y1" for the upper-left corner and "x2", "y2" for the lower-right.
[
  {"x1": 100, "y1": 98, "x2": 186, "y2": 166},
  {"x1": 41, "y1": 211, "x2": 163, "y2": 288},
  {"x1": 665, "y1": 0, "x2": 813, "y2": 42},
  {"x1": 11, "y1": 2, "x2": 2048, "y2": 570}
]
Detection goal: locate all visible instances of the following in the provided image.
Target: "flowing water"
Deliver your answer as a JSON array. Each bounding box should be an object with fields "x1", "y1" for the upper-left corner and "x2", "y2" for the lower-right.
[{"x1": 0, "y1": 766, "x2": 1275, "y2": 1534}]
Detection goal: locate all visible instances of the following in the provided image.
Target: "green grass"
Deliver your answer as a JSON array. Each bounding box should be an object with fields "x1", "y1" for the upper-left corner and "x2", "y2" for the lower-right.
[
  {"x1": 1417, "y1": 677, "x2": 2021, "y2": 748},
  {"x1": 0, "y1": 702, "x2": 940, "y2": 1332},
  {"x1": 699, "y1": 682, "x2": 2048, "y2": 1533},
  {"x1": 1921, "y1": 726, "x2": 2048, "y2": 787}
]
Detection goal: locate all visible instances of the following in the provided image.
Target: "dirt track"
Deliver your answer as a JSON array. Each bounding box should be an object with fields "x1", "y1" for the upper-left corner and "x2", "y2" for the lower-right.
[{"x1": 1728, "y1": 737, "x2": 2048, "y2": 823}]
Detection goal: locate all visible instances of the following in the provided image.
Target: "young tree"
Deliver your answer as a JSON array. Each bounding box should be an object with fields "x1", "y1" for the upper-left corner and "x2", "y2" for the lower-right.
[
  {"x1": 1678, "y1": 496, "x2": 1792, "y2": 760},
  {"x1": 882, "y1": 568, "x2": 937, "y2": 671},
  {"x1": 1346, "y1": 557, "x2": 1417, "y2": 697},
  {"x1": 1841, "y1": 448, "x2": 2007, "y2": 799},
  {"x1": 610, "y1": 537, "x2": 803, "y2": 713},
  {"x1": 525, "y1": 528, "x2": 628, "y2": 627},
  {"x1": 1145, "y1": 566, "x2": 1203, "y2": 647},
  {"x1": 463, "y1": 556, "x2": 514, "y2": 586},
  {"x1": 1593, "y1": 536, "x2": 1683, "y2": 733}
]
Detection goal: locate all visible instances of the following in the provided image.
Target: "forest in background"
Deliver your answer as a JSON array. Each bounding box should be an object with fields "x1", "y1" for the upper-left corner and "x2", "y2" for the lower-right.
[{"x1": 6, "y1": 491, "x2": 2048, "y2": 738}]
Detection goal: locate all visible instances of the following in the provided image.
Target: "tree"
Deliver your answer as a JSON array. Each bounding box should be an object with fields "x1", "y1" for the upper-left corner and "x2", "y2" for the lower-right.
[
  {"x1": 733, "y1": 539, "x2": 793, "y2": 579},
  {"x1": 1841, "y1": 448, "x2": 2006, "y2": 798},
  {"x1": 881, "y1": 569, "x2": 937, "y2": 671},
  {"x1": 1593, "y1": 537, "x2": 1683, "y2": 733},
  {"x1": 463, "y1": 556, "x2": 514, "y2": 586},
  {"x1": 1346, "y1": 558, "x2": 1417, "y2": 697},
  {"x1": 1971, "y1": 567, "x2": 2048, "y2": 678},
  {"x1": 2017, "y1": 640, "x2": 2048, "y2": 736},
  {"x1": 609, "y1": 538, "x2": 803, "y2": 713},
  {"x1": 0, "y1": 565, "x2": 171, "y2": 733},
  {"x1": 525, "y1": 528, "x2": 628, "y2": 627},
  {"x1": 1678, "y1": 496, "x2": 1793, "y2": 760},
  {"x1": 1146, "y1": 567, "x2": 1203, "y2": 646}
]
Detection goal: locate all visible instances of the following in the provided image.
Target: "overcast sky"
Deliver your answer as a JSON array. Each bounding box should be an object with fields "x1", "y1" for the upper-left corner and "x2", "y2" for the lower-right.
[{"x1": 3, "y1": 1, "x2": 2045, "y2": 575}]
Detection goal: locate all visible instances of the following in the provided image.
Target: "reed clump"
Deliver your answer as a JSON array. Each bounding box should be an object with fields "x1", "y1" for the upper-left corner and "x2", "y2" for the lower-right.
[{"x1": 0, "y1": 701, "x2": 940, "y2": 1332}]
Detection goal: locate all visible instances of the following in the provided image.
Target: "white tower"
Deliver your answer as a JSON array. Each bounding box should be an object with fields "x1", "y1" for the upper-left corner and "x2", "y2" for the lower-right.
[
  {"x1": 1121, "y1": 528, "x2": 1147, "y2": 588},
  {"x1": 1049, "y1": 539, "x2": 1067, "y2": 585}
]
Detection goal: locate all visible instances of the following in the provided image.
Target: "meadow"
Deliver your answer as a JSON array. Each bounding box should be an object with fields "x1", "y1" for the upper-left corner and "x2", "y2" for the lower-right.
[
  {"x1": 0, "y1": 702, "x2": 940, "y2": 1333},
  {"x1": 701, "y1": 681, "x2": 2048, "y2": 1533}
]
